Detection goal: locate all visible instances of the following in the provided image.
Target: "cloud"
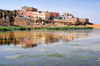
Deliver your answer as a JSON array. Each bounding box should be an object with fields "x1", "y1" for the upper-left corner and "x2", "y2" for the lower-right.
[
  {"x1": 39, "y1": 49, "x2": 49, "y2": 52},
  {"x1": 5, "y1": 55, "x2": 19, "y2": 59},
  {"x1": 1, "y1": 48, "x2": 23, "y2": 51},
  {"x1": 73, "y1": 44, "x2": 100, "y2": 51}
]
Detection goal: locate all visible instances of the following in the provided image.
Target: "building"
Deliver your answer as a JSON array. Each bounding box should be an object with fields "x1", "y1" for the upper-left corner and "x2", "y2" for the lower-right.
[
  {"x1": 19, "y1": 10, "x2": 33, "y2": 17},
  {"x1": 0, "y1": 9, "x2": 2, "y2": 12},
  {"x1": 63, "y1": 13, "x2": 74, "y2": 19},
  {"x1": 33, "y1": 11, "x2": 50, "y2": 19},
  {"x1": 54, "y1": 15, "x2": 67, "y2": 19},
  {"x1": 66, "y1": 17, "x2": 79, "y2": 22},
  {"x1": 63, "y1": 13, "x2": 69, "y2": 16},
  {"x1": 22, "y1": 6, "x2": 37, "y2": 11},
  {"x1": 79, "y1": 18, "x2": 89, "y2": 23},
  {"x1": 54, "y1": 13, "x2": 74, "y2": 21},
  {"x1": 50, "y1": 12, "x2": 59, "y2": 18}
]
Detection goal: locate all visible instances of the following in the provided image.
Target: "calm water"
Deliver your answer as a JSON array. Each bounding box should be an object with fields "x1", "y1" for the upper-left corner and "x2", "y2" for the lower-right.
[{"x1": 0, "y1": 29, "x2": 100, "y2": 66}]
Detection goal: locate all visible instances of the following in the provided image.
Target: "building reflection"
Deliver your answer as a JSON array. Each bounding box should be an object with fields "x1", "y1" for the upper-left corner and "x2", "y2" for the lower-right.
[{"x1": 0, "y1": 31, "x2": 89, "y2": 48}]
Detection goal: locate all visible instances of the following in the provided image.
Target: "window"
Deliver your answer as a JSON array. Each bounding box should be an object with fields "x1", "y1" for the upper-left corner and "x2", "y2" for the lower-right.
[{"x1": 21, "y1": 13, "x2": 23, "y2": 14}]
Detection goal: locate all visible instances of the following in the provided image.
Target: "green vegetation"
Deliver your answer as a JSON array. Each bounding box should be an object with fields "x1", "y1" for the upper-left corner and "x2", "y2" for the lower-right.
[
  {"x1": 18, "y1": 55, "x2": 43, "y2": 58},
  {"x1": 69, "y1": 55, "x2": 94, "y2": 60},
  {"x1": 0, "y1": 26, "x2": 93, "y2": 31},
  {"x1": 33, "y1": 27, "x2": 93, "y2": 30},
  {"x1": 0, "y1": 27, "x2": 34, "y2": 31},
  {"x1": 0, "y1": 64, "x2": 4, "y2": 66},
  {"x1": 0, "y1": 27, "x2": 13, "y2": 31},
  {"x1": 47, "y1": 54, "x2": 64, "y2": 58},
  {"x1": 17, "y1": 54, "x2": 64, "y2": 58}
]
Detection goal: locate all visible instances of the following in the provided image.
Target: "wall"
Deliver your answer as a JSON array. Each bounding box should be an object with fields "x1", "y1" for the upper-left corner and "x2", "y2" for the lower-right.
[
  {"x1": 20, "y1": 10, "x2": 33, "y2": 18},
  {"x1": 67, "y1": 17, "x2": 79, "y2": 22},
  {"x1": 79, "y1": 18, "x2": 89, "y2": 22},
  {"x1": 50, "y1": 12, "x2": 59, "y2": 18},
  {"x1": 33, "y1": 12, "x2": 50, "y2": 19},
  {"x1": 22, "y1": 6, "x2": 37, "y2": 11}
]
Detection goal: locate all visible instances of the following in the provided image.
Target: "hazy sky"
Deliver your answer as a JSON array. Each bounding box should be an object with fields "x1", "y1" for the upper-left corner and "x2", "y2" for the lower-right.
[{"x1": 0, "y1": 0, "x2": 100, "y2": 24}]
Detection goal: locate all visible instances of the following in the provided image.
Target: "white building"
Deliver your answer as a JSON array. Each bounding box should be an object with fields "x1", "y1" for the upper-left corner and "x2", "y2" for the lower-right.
[{"x1": 33, "y1": 11, "x2": 50, "y2": 19}]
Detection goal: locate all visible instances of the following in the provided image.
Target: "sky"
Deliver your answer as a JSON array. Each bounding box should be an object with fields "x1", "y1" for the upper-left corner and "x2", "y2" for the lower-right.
[{"x1": 0, "y1": 0, "x2": 100, "y2": 24}]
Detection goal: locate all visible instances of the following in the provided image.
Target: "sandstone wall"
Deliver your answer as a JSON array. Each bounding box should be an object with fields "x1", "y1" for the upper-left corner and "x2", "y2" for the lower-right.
[
  {"x1": 14, "y1": 17, "x2": 35, "y2": 27},
  {"x1": 0, "y1": 17, "x2": 11, "y2": 26}
]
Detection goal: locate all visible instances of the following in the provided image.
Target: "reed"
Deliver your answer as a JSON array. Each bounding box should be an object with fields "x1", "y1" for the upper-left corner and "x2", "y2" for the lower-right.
[
  {"x1": 0, "y1": 27, "x2": 33, "y2": 31},
  {"x1": 33, "y1": 27, "x2": 93, "y2": 30}
]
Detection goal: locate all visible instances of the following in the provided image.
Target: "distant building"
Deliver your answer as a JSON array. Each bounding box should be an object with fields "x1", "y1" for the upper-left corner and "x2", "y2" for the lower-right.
[
  {"x1": 50, "y1": 12, "x2": 59, "y2": 18},
  {"x1": 66, "y1": 17, "x2": 79, "y2": 22},
  {"x1": 55, "y1": 16, "x2": 67, "y2": 20},
  {"x1": 22, "y1": 6, "x2": 37, "y2": 11},
  {"x1": 54, "y1": 15, "x2": 69, "y2": 20},
  {"x1": 63, "y1": 13, "x2": 69, "y2": 16},
  {"x1": 0, "y1": 9, "x2": 2, "y2": 11},
  {"x1": 54, "y1": 13, "x2": 74, "y2": 20},
  {"x1": 19, "y1": 10, "x2": 33, "y2": 18},
  {"x1": 33, "y1": 11, "x2": 50, "y2": 19},
  {"x1": 79, "y1": 18, "x2": 89, "y2": 23},
  {"x1": 63, "y1": 13, "x2": 74, "y2": 19}
]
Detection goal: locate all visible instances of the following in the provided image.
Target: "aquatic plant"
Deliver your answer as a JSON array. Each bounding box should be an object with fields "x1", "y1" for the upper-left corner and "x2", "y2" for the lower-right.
[
  {"x1": 0, "y1": 64, "x2": 4, "y2": 66},
  {"x1": 47, "y1": 54, "x2": 64, "y2": 58},
  {"x1": 18, "y1": 55, "x2": 43, "y2": 58}
]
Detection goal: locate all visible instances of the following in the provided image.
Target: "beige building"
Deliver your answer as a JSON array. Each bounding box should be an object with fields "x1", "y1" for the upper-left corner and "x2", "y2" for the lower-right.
[
  {"x1": 79, "y1": 18, "x2": 89, "y2": 23},
  {"x1": 66, "y1": 17, "x2": 79, "y2": 22},
  {"x1": 22, "y1": 6, "x2": 37, "y2": 11},
  {"x1": 33, "y1": 11, "x2": 50, "y2": 19},
  {"x1": 63, "y1": 13, "x2": 69, "y2": 16}
]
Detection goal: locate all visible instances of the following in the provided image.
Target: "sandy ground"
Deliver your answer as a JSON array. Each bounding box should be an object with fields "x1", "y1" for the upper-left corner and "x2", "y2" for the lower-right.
[{"x1": 86, "y1": 24, "x2": 100, "y2": 29}]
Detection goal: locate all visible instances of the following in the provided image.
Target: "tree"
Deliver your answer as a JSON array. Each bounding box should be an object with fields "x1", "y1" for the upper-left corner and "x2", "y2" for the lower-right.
[
  {"x1": 10, "y1": 16, "x2": 14, "y2": 26},
  {"x1": 3, "y1": 11, "x2": 7, "y2": 21},
  {"x1": 39, "y1": 17, "x2": 42, "y2": 22},
  {"x1": 0, "y1": 12, "x2": 3, "y2": 18},
  {"x1": 6, "y1": 11, "x2": 14, "y2": 26},
  {"x1": 14, "y1": 10, "x2": 17, "y2": 17},
  {"x1": 7, "y1": 10, "x2": 10, "y2": 13}
]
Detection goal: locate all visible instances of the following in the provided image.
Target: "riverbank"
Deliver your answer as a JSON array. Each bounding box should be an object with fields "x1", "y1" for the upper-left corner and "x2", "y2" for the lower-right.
[
  {"x1": 86, "y1": 24, "x2": 100, "y2": 29},
  {"x1": 0, "y1": 26, "x2": 93, "y2": 31},
  {"x1": 0, "y1": 27, "x2": 33, "y2": 31},
  {"x1": 34, "y1": 26, "x2": 93, "y2": 30}
]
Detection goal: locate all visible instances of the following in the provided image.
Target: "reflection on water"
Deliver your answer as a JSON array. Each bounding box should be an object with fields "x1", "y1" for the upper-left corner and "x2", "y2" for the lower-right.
[
  {"x1": 0, "y1": 31, "x2": 89, "y2": 48},
  {"x1": 0, "y1": 29, "x2": 100, "y2": 66}
]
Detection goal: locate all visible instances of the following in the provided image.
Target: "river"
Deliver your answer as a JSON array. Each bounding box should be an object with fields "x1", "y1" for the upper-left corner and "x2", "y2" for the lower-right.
[{"x1": 0, "y1": 29, "x2": 100, "y2": 66}]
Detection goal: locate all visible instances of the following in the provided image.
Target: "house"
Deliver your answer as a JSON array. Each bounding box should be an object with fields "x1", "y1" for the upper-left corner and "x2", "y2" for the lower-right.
[
  {"x1": 22, "y1": 6, "x2": 37, "y2": 11},
  {"x1": 19, "y1": 10, "x2": 33, "y2": 18},
  {"x1": 33, "y1": 11, "x2": 50, "y2": 19},
  {"x1": 50, "y1": 12, "x2": 59, "y2": 18}
]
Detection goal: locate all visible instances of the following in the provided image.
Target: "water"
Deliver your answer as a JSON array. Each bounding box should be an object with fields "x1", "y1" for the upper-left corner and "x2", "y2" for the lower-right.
[{"x1": 0, "y1": 29, "x2": 100, "y2": 66}]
